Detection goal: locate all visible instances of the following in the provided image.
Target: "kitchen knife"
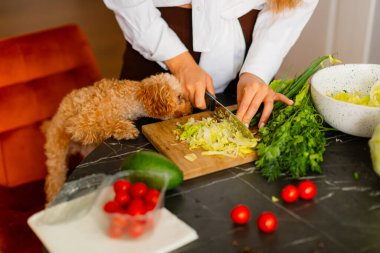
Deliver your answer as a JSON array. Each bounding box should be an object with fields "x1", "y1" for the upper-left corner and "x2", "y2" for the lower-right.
[{"x1": 205, "y1": 91, "x2": 254, "y2": 139}]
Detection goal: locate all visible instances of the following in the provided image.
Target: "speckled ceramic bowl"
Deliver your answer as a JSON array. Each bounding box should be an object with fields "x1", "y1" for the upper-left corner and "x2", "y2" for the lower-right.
[{"x1": 310, "y1": 64, "x2": 380, "y2": 138}]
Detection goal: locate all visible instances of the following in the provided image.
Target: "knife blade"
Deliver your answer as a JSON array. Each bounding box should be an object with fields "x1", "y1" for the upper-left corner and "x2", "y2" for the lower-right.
[{"x1": 205, "y1": 91, "x2": 254, "y2": 139}]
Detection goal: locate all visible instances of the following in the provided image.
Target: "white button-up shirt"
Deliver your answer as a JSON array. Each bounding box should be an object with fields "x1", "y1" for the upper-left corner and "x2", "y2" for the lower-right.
[{"x1": 104, "y1": 0, "x2": 319, "y2": 93}]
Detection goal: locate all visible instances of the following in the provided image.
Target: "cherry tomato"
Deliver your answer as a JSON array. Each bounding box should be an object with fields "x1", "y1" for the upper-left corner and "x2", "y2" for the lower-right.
[
  {"x1": 257, "y1": 212, "x2": 277, "y2": 233},
  {"x1": 114, "y1": 192, "x2": 130, "y2": 205},
  {"x1": 230, "y1": 204, "x2": 251, "y2": 225},
  {"x1": 113, "y1": 179, "x2": 131, "y2": 193},
  {"x1": 108, "y1": 226, "x2": 124, "y2": 238},
  {"x1": 144, "y1": 189, "x2": 160, "y2": 207},
  {"x1": 281, "y1": 184, "x2": 299, "y2": 203},
  {"x1": 298, "y1": 180, "x2": 317, "y2": 200},
  {"x1": 103, "y1": 200, "x2": 120, "y2": 213},
  {"x1": 111, "y1": 215, "x2": 129, "y2": 228},
  {"x1": 126, "y1": 199, "x2": 146, "y2": 216},
  {"x1": 129, "y1": 182, "x2": 148, "y2": 199},
  {"x1": 127, "y1": 221, "x2": 145, "y2": 238}
]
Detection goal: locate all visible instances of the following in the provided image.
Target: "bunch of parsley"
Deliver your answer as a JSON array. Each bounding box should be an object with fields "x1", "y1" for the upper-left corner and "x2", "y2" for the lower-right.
[
  {"x1": 254, "y1": 55, "x2": 339, "y2": 181},
  {"x1": 255, "y1": 83, "x2": 327, "y2": 181}
]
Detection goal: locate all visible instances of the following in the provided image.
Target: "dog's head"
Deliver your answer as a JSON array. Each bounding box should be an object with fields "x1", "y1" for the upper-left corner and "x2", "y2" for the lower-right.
[{"x1": 137, "y1": 73, "x2": 192, "y2": 119}]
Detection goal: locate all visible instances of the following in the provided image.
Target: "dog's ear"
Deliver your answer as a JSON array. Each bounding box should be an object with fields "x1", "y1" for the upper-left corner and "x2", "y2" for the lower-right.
[{"x1": 137, "y1": 75, "x2": 177, "y2": 118}]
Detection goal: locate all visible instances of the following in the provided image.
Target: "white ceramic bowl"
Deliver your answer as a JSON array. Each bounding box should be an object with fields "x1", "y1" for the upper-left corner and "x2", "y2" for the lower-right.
[{"x1": 310, "y1": 64, "x2": 380, "y2": 138}]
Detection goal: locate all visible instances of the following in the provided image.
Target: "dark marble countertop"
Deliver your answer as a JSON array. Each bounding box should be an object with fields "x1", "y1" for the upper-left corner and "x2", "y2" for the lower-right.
[{"x1": 66, "y1": 118, "x2": 380, "y2": 253}]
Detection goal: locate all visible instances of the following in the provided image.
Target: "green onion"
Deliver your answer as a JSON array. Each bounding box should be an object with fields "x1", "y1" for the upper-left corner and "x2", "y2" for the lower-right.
[{"x1": 249, "y1": 55, "x2": 331, "y2": 127}]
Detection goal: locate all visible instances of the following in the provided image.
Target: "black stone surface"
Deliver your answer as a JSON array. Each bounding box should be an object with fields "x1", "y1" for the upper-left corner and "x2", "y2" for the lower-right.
[
  {"x1": 61, "y1": 92, "x2": 380, "y2": 253},
  {"x1": 63, "y1": 123, "x2": 380, "y2": 253}
]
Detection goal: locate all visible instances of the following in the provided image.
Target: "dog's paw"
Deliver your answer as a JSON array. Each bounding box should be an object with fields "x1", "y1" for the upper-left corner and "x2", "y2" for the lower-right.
[{"x1": 113, "y1": 124, "x2": 138, "y2": 140}]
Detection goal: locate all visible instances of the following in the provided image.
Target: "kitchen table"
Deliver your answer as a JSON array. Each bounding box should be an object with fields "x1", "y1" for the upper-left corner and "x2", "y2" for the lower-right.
[{"x1": 61, "y1": 94, "x2": 380, "y2": 253}]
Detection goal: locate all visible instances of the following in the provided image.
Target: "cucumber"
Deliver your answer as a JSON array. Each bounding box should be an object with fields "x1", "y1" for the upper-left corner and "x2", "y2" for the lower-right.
[{"x1": 121, "y1": 151, "x2": 183, "y2": 190}]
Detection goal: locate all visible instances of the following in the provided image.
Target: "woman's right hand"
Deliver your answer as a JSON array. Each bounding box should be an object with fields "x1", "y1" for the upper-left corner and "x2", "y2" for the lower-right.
[{"x1": 165, "y1": 51, "x2": 215, "y2": 109}]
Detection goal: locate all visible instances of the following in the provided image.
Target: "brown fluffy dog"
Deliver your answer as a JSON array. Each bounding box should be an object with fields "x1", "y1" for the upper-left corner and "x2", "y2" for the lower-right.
[{"x1": 42, "y1": 73, "x2": 191, "y2": 203}]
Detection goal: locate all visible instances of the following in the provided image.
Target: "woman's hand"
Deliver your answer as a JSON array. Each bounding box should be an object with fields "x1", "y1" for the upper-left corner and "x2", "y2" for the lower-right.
[
  {"x1": 236, "y1": 72, "x2": 293, "y2": 128},
  {"x1": 165, "y1": 52, "x2": 215, "y2": 109}
]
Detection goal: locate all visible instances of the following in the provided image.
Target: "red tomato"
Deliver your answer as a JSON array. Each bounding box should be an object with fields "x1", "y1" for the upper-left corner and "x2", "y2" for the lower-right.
[
  {"x1": 257, "y1": 212, "x2": 277, "y2": 233},
  {"x1": 144, "y1": 189, "x2": 160, "y2": 207},
  {"x1": 114, "y1": 192, "x2": 130, "y2": 205},
  {"x1": 113, "y1": 179, "x2": 131, "y2": 193},
  {"x1": 145, "y1": 202, "x2": 156, "y2": 211},
  {"x1": 108, "y1": 226, "x2": 124, "y2": 238},
  {"x1": 281, "y1": 184, "x2": 299, "y2": 203},
  {"x1": 126, "y1": 199, "x2": 146, "y2": 216},
  {"x1": 230, "y1": 204, "x2": 251, "y2": 225},
  {"x1": 129, "y1": 182, "x2": 148, "y2": 199},
  {"x1": 298, "y1": 180, "x2": 317, "y2": 200},
  {"x1": 111, "y1": 216, "x2": 129, "y2": 228},
  {"x1": 127, "y1": 222, "x2": 145, "y2": 238},
  {"x1": 103, "y1": 200, "x2": 120, "y2": 213},
  {"x1": 145, "y1": 217, "x2": 155, "y2": 229}
]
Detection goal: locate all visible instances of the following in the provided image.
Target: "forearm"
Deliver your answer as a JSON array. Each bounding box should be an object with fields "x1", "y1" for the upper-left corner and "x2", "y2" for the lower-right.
[{"x1": 165, "y1": 51, "x2": 197, "y2": 74}]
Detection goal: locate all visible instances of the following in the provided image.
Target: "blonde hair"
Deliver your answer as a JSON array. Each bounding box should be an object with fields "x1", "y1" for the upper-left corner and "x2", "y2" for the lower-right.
[{"x1": 267, "y1": 0, "x2": 301, "y2": 13}]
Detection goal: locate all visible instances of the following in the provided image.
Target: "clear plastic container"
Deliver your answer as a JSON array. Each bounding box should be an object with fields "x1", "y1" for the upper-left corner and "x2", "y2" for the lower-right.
[{"x1": 95, "y1": 170, "x2": 168, "y2": 239}]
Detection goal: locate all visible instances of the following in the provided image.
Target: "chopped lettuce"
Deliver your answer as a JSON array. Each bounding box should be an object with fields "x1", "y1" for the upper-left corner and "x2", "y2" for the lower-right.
[
  {"x1": 174, "y1": 117, "x2": 258, "y2": 157},
  {"x1": 328, "y1": 81, "x2": 380, "y2": 107}
]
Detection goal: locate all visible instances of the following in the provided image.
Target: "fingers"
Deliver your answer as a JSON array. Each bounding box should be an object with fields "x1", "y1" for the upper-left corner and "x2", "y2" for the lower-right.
[
  {"x1": 186, "y1": 76, "x2": 214, "y2": 109},
  {"x1": 258, "y1": 93, "x2": 294, "y2": 128},
  {"x1": 258, "y1": 99, "x2": 274, "y2": 128},
  {"x1": 194, "y1": 85, "x2": 206, "y2": 109},
  {"x1": 206, "y1": 77, "x2": 215, "y2": 96},
  {"x1": 241, "y1": 89, "x2": 267, "y2": 125},
  {"x1": 274, "y1": 93, "x2": 294, "y2": 106},
  {"x1": 236, "y1": 71, "x2": 296, "y2": 128},
  {"x1": 236, "y1": 85, "x2": 259, "y2": 122},
  {"x1": 238, "y1": 88, "x2": 295, "y2": 128},
  {"x1": 193, "y1": 76, "x2": 214, "y2": 109}
]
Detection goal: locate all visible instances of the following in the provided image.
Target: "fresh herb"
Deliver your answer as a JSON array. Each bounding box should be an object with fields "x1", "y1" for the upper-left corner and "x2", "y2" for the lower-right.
[{"x1": 254, "y1": 55, "x2": 339, "y2": 181}]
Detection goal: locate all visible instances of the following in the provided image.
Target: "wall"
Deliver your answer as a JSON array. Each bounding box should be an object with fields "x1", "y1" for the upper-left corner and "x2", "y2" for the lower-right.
[
  {"x1": 278, "y1": 0, "x2": 380, "y2": 78},
  {"x1": 369, "y1": 0, "x2": 380, "y2": 64},
  {"x1": 0, "y1": 0, "x2": 125, "y2": 78}
]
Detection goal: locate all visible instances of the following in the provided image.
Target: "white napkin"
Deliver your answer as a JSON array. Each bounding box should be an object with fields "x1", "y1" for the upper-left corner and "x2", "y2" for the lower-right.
[{"x1": 27, "y1": 192, "x2": 198, "y2": 253}]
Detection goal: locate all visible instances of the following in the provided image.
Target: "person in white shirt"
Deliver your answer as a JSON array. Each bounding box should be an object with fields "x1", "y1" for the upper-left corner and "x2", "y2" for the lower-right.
[{"x1": 103, "y1": 0, "x2": 319, "y2": 127}]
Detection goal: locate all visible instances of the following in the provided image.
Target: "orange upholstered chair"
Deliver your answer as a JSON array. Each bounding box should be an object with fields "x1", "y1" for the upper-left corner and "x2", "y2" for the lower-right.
[{"x1": 0, "y1": 24, "x2": 102, "y2": 186}]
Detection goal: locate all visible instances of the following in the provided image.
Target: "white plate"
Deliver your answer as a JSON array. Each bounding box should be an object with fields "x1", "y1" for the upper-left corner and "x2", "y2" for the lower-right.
[{"x1": 28, "y1": 192, "x2": 198, "y2": 253}]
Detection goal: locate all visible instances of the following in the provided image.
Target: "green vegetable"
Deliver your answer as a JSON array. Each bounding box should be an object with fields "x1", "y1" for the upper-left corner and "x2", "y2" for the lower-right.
[
  {"x1": 369, "y1": 123, "x2": 380, "y2": 177},
  {"x1": 250, "y1": 55, "x2": 331, "y2": 127},
  {"x1": 121, "y1": 151, "x2": 183, "y2": 190},
  {"x1": 253, "y1": 55, "x2": 340, "y2": 181},
  {"x1": 174, "y1": 117, "x2": 258, "y2": 157},
  {"x1": 255, "y1": 82, "x2": 327, "y2": 181}
]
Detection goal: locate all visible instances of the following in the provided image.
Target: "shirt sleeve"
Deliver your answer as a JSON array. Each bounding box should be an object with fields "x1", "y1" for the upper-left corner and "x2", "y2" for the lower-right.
[
  {"x1": 240, "y1": 0, "x2": 319, "y2": 84},
  {"x1": 103, "y1": 0, "x2": 188, "y2": 68}
]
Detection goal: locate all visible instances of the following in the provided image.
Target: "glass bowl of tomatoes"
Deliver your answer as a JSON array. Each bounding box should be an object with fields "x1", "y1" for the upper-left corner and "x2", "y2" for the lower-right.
[{"x1": 95, "y1": 170, "x2": 168, "y2": 239}]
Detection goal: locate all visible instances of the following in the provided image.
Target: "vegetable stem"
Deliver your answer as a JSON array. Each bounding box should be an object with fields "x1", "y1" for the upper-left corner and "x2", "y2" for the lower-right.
[{"x1": 250, "y1": 55, "x2": 331, "y2": 127}]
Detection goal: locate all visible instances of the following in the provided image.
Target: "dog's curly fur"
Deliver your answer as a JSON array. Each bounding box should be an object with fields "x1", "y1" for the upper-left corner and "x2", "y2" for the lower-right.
[{"x1": 42, "y1": 73, "x2": 192, "y2": 203}]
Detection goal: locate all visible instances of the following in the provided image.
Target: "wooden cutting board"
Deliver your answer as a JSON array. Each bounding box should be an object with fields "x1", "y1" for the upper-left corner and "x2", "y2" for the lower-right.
[{"x1": 142, "y1": 106, "x2": 258, "y2": 180}]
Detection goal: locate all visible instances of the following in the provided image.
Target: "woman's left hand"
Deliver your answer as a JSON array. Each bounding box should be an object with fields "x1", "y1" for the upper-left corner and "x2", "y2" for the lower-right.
[{"x1": 236, "y1": 72, "x2": 293, "y2": 128}]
